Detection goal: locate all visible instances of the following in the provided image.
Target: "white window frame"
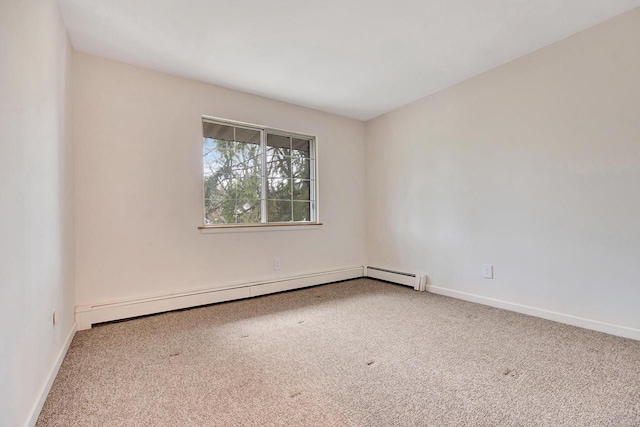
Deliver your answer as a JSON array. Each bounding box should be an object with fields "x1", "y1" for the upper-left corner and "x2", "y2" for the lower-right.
[{"x1": 199, "y1": 116, "x2": 320, "y2": 231}]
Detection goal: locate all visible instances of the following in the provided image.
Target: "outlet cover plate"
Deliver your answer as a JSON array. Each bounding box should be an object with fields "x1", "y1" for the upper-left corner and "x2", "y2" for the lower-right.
[{"x1": 482, "y1": 264, "x2": 493, "y2": 279}]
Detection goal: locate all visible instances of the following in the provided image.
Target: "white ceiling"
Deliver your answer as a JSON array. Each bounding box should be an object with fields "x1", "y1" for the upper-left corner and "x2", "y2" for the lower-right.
[{"x1": 57, "y1": 0, "x2": 640, "y2": 121}]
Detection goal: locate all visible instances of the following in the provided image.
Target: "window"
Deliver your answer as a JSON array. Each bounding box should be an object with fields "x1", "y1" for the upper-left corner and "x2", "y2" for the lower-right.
[{"x1": 202, "y1": 118, "x2": 316, "y2": 226}]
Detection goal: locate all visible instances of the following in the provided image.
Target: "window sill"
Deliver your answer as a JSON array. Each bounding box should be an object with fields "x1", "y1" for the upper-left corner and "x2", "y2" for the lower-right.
[{"x1": 198, "y1": 222, "x2": 323, "y2": 234}]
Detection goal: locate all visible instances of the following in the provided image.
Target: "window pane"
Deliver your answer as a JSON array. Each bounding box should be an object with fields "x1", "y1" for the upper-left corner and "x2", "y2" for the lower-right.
[
  {"x1": 293, "y1": 201, "x2": 311, "y2": 221},
  {"x1": 267, "y1": 157, "x2": 291, "y2": 179},
  {"x1": 204, "y1": 138, "x2": 234, "y2": 180},
  {"x1": 205, "y1": 175, "x2": 262, "y2": 200},
  {"x1": 268, "y1": 200, "x2": 292, "y2": 222},
  {"x1": 267, "y1": 134, "x2": 291, "y2": 156},
  {"x1": 292, "y1": 138, "x2": 311, "y2": 158},
  {"x1": 291, "y1": 157, "x2": 311, "y2": 179},
  {"x1": 293, "y1": 179, "x2": 311, "y2": 200},
  {"x1": 235, "y1": 199, "x2": 262, "y2": 223},
  {"x1": 268, "y1": 178, "x2": 292, "y2": 199},
  {"x1": 203, "y1": 124, "x2": 261, "y2": 176},
  {"x1": 205, "y1": 199, "x2": 235, "y2": 224},
  {"x1": 235, "y1": 176, "x2": 262, "y2": 200},
  {"x1": 205, "y1": 177, "x2": 236, "y2": 200},
  {"x1": 204, "y1": 139, "x2": 260, "y2": 180},
  {"x1": 230, "y1": 141, "x2": 261, "y2": 176},
  {"x1": 205, "y1": 199, "x2": 261, "y2": 224},
  {"x1": 203, "y1": 122, "x2": 234, "y2": 141}
]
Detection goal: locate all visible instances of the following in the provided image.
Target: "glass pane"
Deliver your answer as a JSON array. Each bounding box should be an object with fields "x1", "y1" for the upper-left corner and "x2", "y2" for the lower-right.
[
  {"x1": 204, "y1": 138, "x2": 260, "y2": 183},
  {"x1": 203, "y1": 122, "x2": 234, "y2": 141},
  {"x1": 266, "y1": 157, "x2": 291, "y2": 179},
  {"x1": 267, "y1": 178, "x2": 291, "y2": 200},
  {"x1": 203, "y1": 138, "x2": 217, "y2": 171},
  {"x1": 235, "y1": 199, "x2": 262, "y2": 223},
  {"x1": 235, "y1": 127, "x2": 260, "y2": 145},
  {"x1": 293, "y1": 201, "x2": 311, "y2": 222},
  {"x1": 293, "y1": 179, "x2": 311, "y2": 200},
  {"x1": 204, "y1": 177, "x2": 237, "y2": 200},
  {"x1": 205, "y1": 199, "x2": 236, "y2": 224},
  {"x1": 204, "y1": 138, "x2": 234, "y2": 179},
  {"x1": 205, "y1": 175, "x2": 262, "y2": 200},
  {"x1": 267, "y1": 134, "x2": 291, "y2": 156},
  {"x1": 204, "y1": 198, "x2": 215, "y2": 225},
  {"x1": 230, "y1": 141, "x2": 261, "y2": 176},
  {"x1": 205, "y1": 199, "x2": 261, "y2": 224},
  {"x1": 291, "y1": 157, "x2": 311, "y2": 179},
  {"x1": 235, "y1": 176, "x2": 262, "y2": 200},
  {"x1": 268, "y1": 200, "x2": 292, "y2": 222},
  {"x1": 292, "y1": 138, "x2": 311, "y2": 157}
]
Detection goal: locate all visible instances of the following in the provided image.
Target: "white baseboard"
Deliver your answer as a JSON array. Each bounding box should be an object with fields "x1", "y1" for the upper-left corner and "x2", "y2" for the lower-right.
[
  {"x1": 76, "y1": 267, "x2": 364, "y2": 330},
  {"x1": 25, "y1": 323, "x2": 76, "y2": 427},
  {"x1": 427, "y1": 285, "x2": 640, "y2": 341}
]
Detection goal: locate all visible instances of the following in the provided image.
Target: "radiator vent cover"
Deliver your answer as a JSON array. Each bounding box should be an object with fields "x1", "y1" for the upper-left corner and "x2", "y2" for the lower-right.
[
  {"x1": 365, "y1": 266, "x2": 427, "y2": 291},
  {"x1": 367, "y1": 266, "x2": 416, "y2": 277}
]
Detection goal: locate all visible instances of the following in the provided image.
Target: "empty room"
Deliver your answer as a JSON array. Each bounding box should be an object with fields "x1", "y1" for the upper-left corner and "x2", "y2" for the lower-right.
[{"x1": 2, "y1": 0, "x2": 640, "y2": 425}]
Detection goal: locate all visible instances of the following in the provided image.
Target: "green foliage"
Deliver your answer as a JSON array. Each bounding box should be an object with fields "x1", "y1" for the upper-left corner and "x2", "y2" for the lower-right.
[{"x1": 204, "y1": 135, "x2": 313, "y2": 224}]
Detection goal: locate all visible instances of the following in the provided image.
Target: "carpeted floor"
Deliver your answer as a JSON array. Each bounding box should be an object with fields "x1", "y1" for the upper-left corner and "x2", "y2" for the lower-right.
[{"x1": 37, "y1": 279, "x2": 640, "y2": 426}]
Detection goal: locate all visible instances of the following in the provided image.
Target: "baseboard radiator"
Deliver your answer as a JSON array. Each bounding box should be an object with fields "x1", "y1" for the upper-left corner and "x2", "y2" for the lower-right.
[
  {"x1": 75, "y1": 267, "x2": 364, "y2": 330},
  {"x1": 365, "y1": 266, "x2": 427, "y2": 291}
]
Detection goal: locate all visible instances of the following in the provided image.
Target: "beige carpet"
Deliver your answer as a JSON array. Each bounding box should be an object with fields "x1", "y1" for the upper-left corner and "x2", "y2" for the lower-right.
[{"x1": 37, "y1": 279, "x2": 640, "y2": 426}]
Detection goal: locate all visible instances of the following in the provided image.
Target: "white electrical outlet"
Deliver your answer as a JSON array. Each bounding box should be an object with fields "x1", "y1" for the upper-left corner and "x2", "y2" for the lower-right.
[
  {"x1": 52, "y1": 311, "x2": 59, "y2": 325},
  {"x1": 482, "y1": 264, "x2": 494, "y2": 279},
  {"x1": 274, "y1": 257, "x2": 281, "y2": 271}
]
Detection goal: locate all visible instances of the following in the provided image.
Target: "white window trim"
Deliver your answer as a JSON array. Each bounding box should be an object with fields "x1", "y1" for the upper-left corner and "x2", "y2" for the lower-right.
[{"x1": 200, "y1": 115, "x2": 320, "y2": 230}]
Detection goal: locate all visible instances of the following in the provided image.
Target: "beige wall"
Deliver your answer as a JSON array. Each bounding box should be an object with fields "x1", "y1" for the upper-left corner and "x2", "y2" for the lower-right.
[
  {"x1": 0, "y1": 1, "x2": 75, "y2": 425},
  {"x1": 73, "y1": 53, "x2": 366, "y2": 306},
  {"x1": 365, "y1": 8, "x2": 640, "y2": 329}
]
